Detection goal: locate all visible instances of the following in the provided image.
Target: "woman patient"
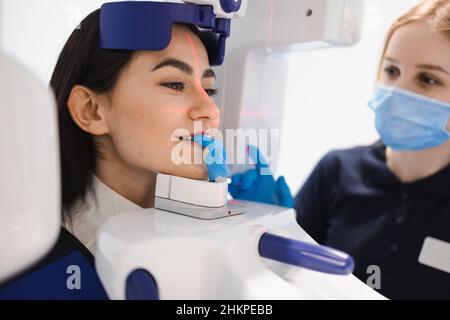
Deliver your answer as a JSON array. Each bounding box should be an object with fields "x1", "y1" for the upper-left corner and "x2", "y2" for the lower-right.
[{"x1": 51, "y1": 10, "x2": 220, "y2": 254}]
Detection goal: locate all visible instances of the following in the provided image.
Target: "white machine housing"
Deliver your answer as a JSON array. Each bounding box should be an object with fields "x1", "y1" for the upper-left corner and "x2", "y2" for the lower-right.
[
  {"x1": 0, "y1": 51, "x2": 60, "y2": 284},
  {"x1": 154, "y1": 174, "x2": 246, "y2": 220},
  {"x1": 96, "y1": 200, "x2": 384, "y2": 300},
  {"x1": 217, "y1": 0, "x2": 365, "y2": 172},
  {"x1": 94, "y1": 0, "x2": 374, "y2": 300},
  {"x1": 185, "y1": 0, "x2": 248, "y2": 19}
]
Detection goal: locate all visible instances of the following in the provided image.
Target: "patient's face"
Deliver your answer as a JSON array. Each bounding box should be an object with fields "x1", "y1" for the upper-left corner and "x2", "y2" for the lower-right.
[
  {"x1": 101, "y1": 25, "x2": 220, "y2": 180},
  {"x1": 378, "y1": 20, "x2": 450, "y2": 132}
]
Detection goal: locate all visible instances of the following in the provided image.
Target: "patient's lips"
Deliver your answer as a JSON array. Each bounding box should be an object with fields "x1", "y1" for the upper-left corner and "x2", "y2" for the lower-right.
[{"x1": 176, "y1": 131, "x2": 214, "y2": 142}]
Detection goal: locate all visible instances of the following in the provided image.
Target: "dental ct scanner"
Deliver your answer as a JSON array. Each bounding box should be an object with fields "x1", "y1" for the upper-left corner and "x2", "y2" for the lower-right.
[{"x1": 0, "y1": 0, "x2": 385, "y2": 299}]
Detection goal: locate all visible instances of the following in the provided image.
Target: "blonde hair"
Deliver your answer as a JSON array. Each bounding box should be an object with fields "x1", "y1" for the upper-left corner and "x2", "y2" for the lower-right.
[{"x1": 377, "y1": 0, "x2": 450, "y2": 77}]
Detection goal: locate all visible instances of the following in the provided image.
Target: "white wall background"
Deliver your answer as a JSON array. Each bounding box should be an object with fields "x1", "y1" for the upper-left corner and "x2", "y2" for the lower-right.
[
  {"x1": 0, "y1": 0, "x2": 422, "y2": 194},
  {"x1": 0, "y1": 0, "x2": 176, "y2": 82},
  {"x1": 0, "y1": 0, "x2": 107, "y2": 83}
]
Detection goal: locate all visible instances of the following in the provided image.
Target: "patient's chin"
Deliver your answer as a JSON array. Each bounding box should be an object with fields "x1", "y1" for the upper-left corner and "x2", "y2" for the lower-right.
[
  {"x1": 164, "y1": 164, "x2": 208, "y2": 181},
  {"x1": 164, "y1": 142, "x2": 209, "y2": 180}
]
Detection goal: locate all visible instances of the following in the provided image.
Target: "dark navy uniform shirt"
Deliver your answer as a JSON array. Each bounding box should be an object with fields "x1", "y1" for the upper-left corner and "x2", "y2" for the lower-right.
[{"x1": 295, "y1": 141, "x2": 450, "y2": 300}]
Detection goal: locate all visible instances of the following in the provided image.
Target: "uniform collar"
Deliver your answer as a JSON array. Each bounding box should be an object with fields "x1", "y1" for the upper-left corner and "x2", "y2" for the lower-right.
[{"x1": 362, "y1": 141, "x2": 450, "y2": 198}]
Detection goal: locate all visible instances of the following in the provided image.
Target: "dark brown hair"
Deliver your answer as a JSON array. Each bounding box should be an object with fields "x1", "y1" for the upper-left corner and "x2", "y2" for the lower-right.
[{"x1": 50, "y1": 9, "x2": 135, "y2": 221}]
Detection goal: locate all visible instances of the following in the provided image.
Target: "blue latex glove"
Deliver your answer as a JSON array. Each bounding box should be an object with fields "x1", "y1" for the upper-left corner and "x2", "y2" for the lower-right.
[
  {"x1": 229, "y1": 145, "x2": 294, "y2": 208},
  {"x1": 193, "y1": 134, "x2": 231, "y2": 182}
]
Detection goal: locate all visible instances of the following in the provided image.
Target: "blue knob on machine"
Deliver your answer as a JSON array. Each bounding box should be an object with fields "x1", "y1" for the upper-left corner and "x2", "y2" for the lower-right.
[
  {"x1": 126, "y1": 269, "x2": 160, "y2": 300},
  {"x1": 259, "y1": 233, "x2": 355, "y2": 275},
  {"x1": 220, "y1": 0, "x2": 242, "y2": 13}
]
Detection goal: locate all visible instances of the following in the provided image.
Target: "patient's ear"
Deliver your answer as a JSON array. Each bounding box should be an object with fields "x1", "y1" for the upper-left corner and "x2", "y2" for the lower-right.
[{"x1": 67, "y1": 85, "x2": 110, "y2": 136}]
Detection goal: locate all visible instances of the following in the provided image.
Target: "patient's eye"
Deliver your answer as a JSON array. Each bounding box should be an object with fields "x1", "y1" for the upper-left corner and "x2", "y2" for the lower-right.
[
  {"x1": 161, "y1": 82, "x2": 186, "y2": 92},
  {"x1": 384, "y1": 66, "x2": 400, "y2": 79},
  {"x1": 204, "y1": 88, "x2": 218, "y2": 97}
]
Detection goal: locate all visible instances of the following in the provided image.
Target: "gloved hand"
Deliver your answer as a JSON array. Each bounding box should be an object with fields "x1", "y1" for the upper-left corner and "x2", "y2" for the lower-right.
[
  {"x1": 193, "y1": 134, "x2": 231, "y2": 182},
  {"x1": 229, "y1": 145, "x2": 294, "y2": 208}
]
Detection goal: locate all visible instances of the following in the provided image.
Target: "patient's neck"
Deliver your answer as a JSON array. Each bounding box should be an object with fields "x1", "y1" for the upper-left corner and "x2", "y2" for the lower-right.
[
  {"x1": 94, "y1": 138, "x2": 156, "y2": 209},
  {"x1": 386, "y1": 140, "x2": 450, "y2": 183}
]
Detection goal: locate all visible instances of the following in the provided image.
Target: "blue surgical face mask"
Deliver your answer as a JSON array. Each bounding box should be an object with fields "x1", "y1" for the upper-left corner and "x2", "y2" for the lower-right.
[{"x1": 368, "y1": 84, "x2": 450, "y2": 151}]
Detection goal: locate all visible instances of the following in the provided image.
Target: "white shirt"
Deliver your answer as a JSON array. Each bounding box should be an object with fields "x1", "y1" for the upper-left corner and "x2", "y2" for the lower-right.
[{"x1": 64, "y1": 176, "x2": 142, "y2": 255}]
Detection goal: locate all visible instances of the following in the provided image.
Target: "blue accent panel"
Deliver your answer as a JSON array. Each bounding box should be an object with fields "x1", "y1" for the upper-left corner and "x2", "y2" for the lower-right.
[
  {"x1": 0, "y1": 251, "x2": 108, "y2": 300},
  {"x1": 100, "y1": 1, "x2": 232, "y2": 66}
]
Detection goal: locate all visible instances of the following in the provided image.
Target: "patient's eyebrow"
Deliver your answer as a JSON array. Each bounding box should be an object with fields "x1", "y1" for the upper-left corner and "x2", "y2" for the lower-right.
[
  {"x1": 153, "y1": 58, "x2": 216, "y2": 79},
  {"x1": 152, "y1": 58, "x2": 193, "y2": 75},
  {"x1": 203, "y1": 69, "x2": 216, "y2": 79}
]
